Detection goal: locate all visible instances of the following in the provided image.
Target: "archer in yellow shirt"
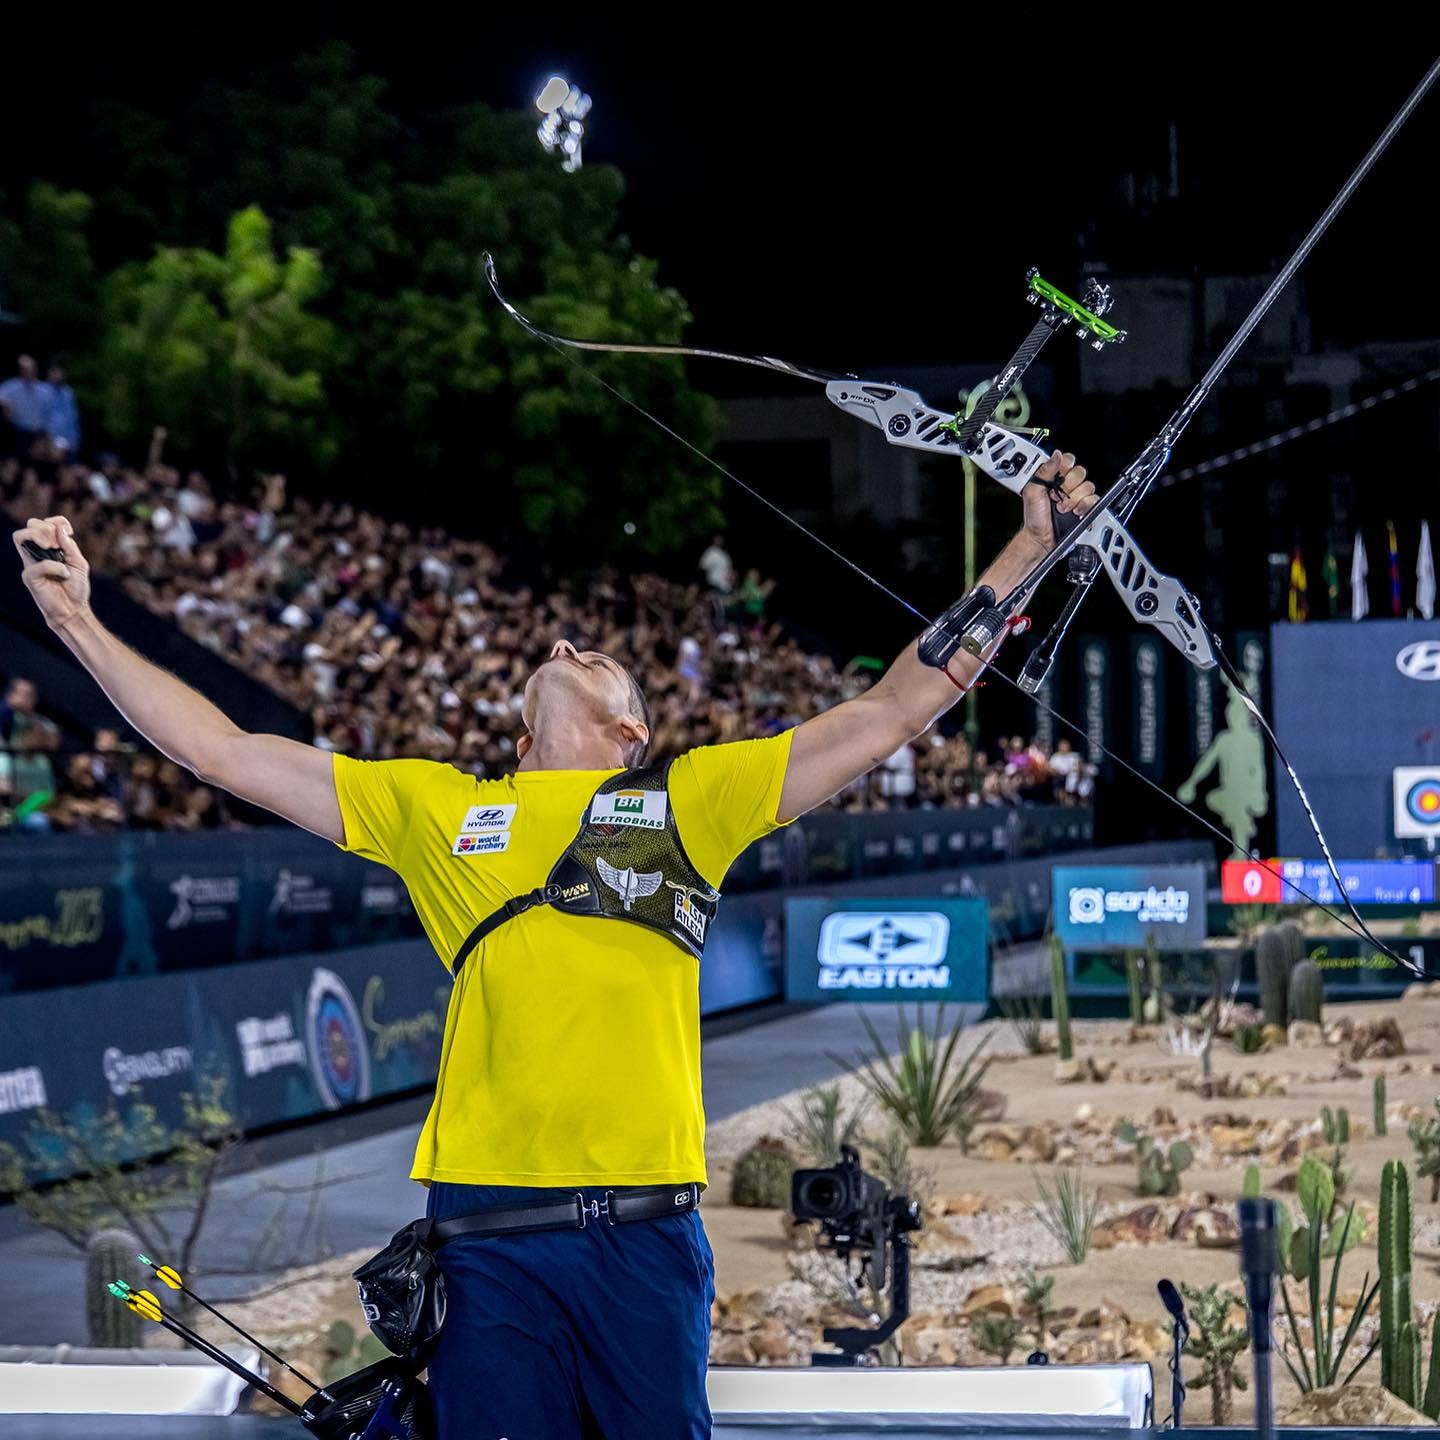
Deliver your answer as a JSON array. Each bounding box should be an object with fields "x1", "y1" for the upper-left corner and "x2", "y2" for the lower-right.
[{"x1": 16, "y1": 449, "x2": 1097, "y2": 1440}]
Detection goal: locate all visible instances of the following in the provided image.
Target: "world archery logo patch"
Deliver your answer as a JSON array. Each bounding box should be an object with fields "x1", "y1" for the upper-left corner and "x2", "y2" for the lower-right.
[
  {"x1": 589, "y1": 789, "x2": 667, "y2": 830},
  {"x1": 453, "y1": 832, "x2": 510, "y2": 856}
]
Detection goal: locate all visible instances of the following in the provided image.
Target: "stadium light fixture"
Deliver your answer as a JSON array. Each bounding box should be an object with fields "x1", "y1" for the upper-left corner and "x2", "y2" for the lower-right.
[{"x1": 535, "y1": 75, "x2": 592, "y2": 172}]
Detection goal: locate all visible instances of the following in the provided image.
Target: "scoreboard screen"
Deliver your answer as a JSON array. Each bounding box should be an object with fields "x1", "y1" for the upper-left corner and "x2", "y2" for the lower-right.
[{"x1": 1223, "y1": 859, "x2": 1436, "y2": 905}]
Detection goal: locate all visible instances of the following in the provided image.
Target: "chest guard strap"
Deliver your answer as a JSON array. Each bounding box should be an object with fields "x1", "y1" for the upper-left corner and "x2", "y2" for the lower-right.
[{"x1": 451, "y1": 761, "x2": 718, "y2": 977}]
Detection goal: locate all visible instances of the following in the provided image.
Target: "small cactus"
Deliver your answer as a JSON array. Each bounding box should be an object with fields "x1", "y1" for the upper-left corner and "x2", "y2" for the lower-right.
[
  {"x1": 1277, "y1": 919, "x2": 1305, "y2": 968},
  {"x1": 1289, "y1": 959, "x2": 1325, "y2": 1025},
  {"x1": 1321, "y1": 1106, "x2": 1350, "y2": 1146},
  {"x1": 1256, "y1": 927, "x2": 1290, "y2": 1030},
  {"x1": 1243, "y1": 1164, "x2": 1262, "y2": 1199},
  {"x1": 87, "y1": 1229, "x2": 143, "y2": 1348},
  {"x1": 1376, "y1": 1076, "x2": 1389, "y2": 1137},
  {"x1": 1125, "y1": 952, "x2": 1144, "y2": 1025},
  {"x1": 730, "y1": 1136, "x2": 795, "y2": 1209},
  {"x1": 1379, "y1": 1158, "x2": 1414, "y2": 1395},
  {"x1": 1048, "y1": 934, "x2": 1073, "y2": 1062},
  {"x1": 1114, "y1": 1122, "x2": 1193, "y2": 1197},
  {"x1": 323, "y1": 1317, "x2": 394, "y2": 1383}
]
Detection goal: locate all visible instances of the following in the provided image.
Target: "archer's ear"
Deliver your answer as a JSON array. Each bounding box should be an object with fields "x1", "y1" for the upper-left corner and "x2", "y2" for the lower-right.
[
  {"x1": 516, "y1": 732, "x2": 533, "y2": 760},
  {"x1": 618, "y1": 714, "x2": 650, "y2": 756}
]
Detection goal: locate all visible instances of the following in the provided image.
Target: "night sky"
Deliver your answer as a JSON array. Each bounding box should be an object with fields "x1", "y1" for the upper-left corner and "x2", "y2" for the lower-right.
[
  {"x1": 6, "y1": 22, "x2": 1436, "y2": 364},
  {"x1": 5, "y1": 21, "x2": 1437, "y2": 842}
]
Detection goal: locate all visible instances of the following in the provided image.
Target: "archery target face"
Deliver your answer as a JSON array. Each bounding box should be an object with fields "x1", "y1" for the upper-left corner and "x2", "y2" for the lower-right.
[{"x1": 1394, "y1": 767, "x2": 1440, "y2": 838}]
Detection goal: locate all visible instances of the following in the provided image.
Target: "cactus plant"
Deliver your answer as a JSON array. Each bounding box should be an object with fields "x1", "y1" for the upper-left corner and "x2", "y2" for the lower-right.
[
  {"x1": 1410, "y1": 1101, "x2": 1440, "y2": 1202},
  {"x1": 1375, "y1": 1076, "x2": 1389, "y2": 1137},
  {"x1": 1125, "y1": 951, "x2": 1144, "y2": 1025},
  {"x1": 1277, "y1": 919, "x2": 1305, "y2": 968},
  {"x1": 1289, "y1": 960, "x2": 1325, "y2": 1025},
  {"x1": 323, "y1": 1318, "x2": 394, "y2": 1383},
  {"x1": 1181, "y1": 1281, "x2": 1251, "y2": 1424},
  {"x1": 87, "y1": 1229, "x2": 143, "y2": 1348},
  {"x1": 1048, "y1": 934, "x2": 1072, "y2": 1062},
  {"x1": 1380, "y1": 1158, "x2": 1414, "y2": 1395},
  {"x1": 1113, "y1": 1122, "x2": 1193, "y2": 1197},
  {"x1": 730, "y1": 1136, "x2": 796, "y2": 1209},
  {"x1": 1321, "y1": 1106, "x2": 1350, "y2": 1147},
  {"x1": 1276, "y1": 1156, "x2": 1378, "y2": 1392},
  {"x1": 1256, "y1": 926, "x2": 1291, "y2": 1030}
]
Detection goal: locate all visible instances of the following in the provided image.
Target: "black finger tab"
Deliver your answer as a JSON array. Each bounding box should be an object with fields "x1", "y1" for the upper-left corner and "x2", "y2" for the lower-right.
[{"x1": 22, "y1": 539, "x2": 65, "y2": 564}]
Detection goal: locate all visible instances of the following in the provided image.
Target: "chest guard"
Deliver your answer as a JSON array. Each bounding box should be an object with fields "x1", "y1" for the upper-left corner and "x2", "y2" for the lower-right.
[{"x1": 451, "y1": 761, "x2": 719, "y2": 976}]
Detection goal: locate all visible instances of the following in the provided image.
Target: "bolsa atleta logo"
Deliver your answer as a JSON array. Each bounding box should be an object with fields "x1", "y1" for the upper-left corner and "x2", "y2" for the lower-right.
[
  {"x1": 667, "y1": 881, "x2": 717, "y2": 945},
  {"x1": 815, "y1": 912, "x2": 952, "y2": 991}
]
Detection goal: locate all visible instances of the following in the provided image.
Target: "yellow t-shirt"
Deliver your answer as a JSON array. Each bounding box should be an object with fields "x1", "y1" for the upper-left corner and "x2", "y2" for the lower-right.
[{"x1": 331, "y1": 730, "x2": 795, "y2": 1188}]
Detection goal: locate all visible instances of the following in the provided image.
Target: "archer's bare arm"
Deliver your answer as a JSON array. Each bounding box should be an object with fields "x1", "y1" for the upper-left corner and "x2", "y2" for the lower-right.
[
  {"x1": 777, "y1": 451, "x2": 1096, "y2": 822},
  {"x1": 12, "y1": 514, "x2": 345, "y2": 844}
]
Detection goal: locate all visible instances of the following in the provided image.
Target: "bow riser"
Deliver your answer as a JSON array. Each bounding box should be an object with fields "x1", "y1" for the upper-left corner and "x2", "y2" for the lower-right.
[{"x1": 822, "y1": 380, "x2": 1050, "y2": 492}]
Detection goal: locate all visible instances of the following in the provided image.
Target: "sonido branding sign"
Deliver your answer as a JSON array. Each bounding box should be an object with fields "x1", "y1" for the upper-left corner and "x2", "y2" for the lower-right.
[{"x1": 1067, "y1": 884, "x2": 1192, "y2": 926}]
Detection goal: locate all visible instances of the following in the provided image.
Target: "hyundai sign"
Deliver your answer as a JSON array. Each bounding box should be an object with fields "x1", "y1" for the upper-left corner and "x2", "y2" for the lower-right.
[
  {"x1": 1053, "y1": 864, "x2": 1207, "y2": 951},
  {"x1": 784, "y1": 897, "x2": 988, "y2": 1003}
]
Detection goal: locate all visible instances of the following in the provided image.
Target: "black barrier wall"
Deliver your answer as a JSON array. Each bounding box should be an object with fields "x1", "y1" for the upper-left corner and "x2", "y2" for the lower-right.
[
  {"x1": 0, "y1": 807, "x2": 1095, "y2": 996},
  {"x1": 0, "y1": 830, "x2": 417, "y2": 995}
]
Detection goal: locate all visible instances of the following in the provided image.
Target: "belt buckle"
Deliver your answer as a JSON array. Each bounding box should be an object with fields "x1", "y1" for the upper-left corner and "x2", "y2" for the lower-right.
[{"x1": 577, "y1": 1191, "x2": 614, "y2": 1228}]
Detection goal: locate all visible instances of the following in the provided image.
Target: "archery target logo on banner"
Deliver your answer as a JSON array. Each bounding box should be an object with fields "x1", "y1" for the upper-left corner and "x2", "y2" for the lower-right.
[
  {"x1": 1394, "y1": 768, "x2": 1440, "y2": 839},
  {"x1": 305, "y1": 968, "x2": 372, "y2": 1110}
]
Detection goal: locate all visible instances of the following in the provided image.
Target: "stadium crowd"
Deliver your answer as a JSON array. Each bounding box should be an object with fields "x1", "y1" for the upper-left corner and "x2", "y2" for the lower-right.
[{"x1": 1, "y1": 356, "x2": 1094, "y2": 834}]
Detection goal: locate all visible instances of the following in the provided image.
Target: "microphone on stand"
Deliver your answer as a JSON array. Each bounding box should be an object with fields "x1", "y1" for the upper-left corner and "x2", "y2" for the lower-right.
[
  {"x1": 1238, "y1": 1198, "x2": 1278, "y2": 1440},
  {"x1": 1156, "y1": 1278, "x2": 1189, "y2": 1428}
]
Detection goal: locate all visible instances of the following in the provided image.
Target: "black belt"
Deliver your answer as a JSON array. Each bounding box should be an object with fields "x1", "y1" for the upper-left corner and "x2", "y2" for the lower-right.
[{"x1": 431, "y1": 1182, "x2": 701, "y2": 1243}]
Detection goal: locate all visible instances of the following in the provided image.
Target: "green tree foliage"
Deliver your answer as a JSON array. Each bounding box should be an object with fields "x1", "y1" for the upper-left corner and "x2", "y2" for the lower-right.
[
  {"x1": 66, "y1": 43, "x2": 723, "y2": 562},
  {"x1": 95, "y1": 207, "x2": 337, "y2": 480},
  {"x1": 0, "y1": 182, "x2": 99, "y2": 356}
]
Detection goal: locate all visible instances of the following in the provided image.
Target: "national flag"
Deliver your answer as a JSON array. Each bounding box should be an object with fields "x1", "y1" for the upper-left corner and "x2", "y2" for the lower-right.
[
  {"x1": 1351, "y1": 530, "x2": 1369, "y2": 620},
  {"x1": 1321, "y1": 543, "x2": 1340, "y2": 618},
  {"x1": 1388, "y1": 521, "x2": 1403, "y2": 616},
  {"x1": 1288, "y1": 537, "x2": 1308, "y2": 623},
  {"x1": 1418, "y1": 519, "x2": 1436, "y2": 621}
]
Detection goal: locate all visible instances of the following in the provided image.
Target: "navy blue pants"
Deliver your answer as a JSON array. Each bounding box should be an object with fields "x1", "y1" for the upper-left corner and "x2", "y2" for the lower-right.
[{"x1": 424, "y1": 1183, "x2": 716, "y2": 1439}]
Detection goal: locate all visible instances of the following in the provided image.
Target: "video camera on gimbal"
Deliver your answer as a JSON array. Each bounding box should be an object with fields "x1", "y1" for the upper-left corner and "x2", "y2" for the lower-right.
[{"x1": 791, "y1": 1144, "x2": 922, "y2": 1365}]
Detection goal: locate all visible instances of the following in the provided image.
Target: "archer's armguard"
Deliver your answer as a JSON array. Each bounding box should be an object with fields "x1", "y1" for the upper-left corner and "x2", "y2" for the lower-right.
[{"x1": 918, "y1": 588, "x2": 995, "y2": 671}]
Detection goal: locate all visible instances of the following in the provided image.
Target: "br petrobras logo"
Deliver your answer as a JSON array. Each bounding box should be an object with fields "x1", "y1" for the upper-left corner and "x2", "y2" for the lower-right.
[
  {"x1": 816, "y1": 912, "x2": 951, "y2": 991},
  {"x1": 1068, "y1": 887, "x2": 1106, "y2": 925},
  {"x1": 1396, "y1": 641, "x2": 1440, "y2": 681},
  {"x1": 305, "y1": 968, "x2": 372, "y2": 1111}
]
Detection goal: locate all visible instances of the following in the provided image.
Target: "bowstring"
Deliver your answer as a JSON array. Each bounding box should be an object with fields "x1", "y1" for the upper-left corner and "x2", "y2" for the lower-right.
[{"x1": 499, "y1": 311, "x2": 1426, "y2": 975}]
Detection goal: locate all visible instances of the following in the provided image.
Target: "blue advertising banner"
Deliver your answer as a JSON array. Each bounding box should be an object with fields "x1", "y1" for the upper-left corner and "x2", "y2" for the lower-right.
[
  {"x1": 0, "y1": 941, "x2": 450, "y2": 1181},
  {"x1": 1053, "y1": 863, "x2": 1207, "y2": 952},
  {"x1": 1271, "y1": 619, "x2": 1440, "y2": 856},
  {"x1": 784, "y1": 897, "x2": 989, "y2": 1003}
]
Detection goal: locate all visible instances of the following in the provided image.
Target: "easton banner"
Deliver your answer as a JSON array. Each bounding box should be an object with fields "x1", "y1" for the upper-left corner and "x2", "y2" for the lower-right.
[{"x1": 784, "y1": 897, "x2": 988, "y2": 1003}]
